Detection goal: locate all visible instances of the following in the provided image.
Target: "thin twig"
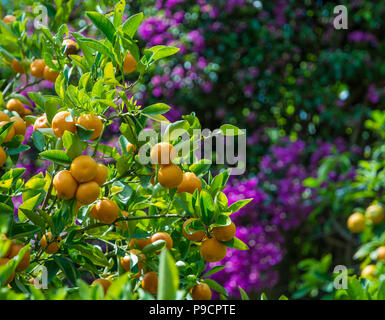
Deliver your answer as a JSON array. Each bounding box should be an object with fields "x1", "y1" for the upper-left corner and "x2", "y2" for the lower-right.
[{"x1": 79, "y1": 214, "x2": 185, "y2": 233}]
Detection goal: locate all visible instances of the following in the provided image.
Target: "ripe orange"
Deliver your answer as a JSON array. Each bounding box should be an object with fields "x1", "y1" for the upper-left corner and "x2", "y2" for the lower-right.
[
  {"x1": 177, "y1": 172, "x2": 202, "y2": 194},
  {"x1": 150, "y1": 142, "x2": 176, "y2": 165},
  {"x1": 150, "y1": 232, "x2": 173, "y2": 250},
  {"x1": 365, "y1": 204, "x2": 385, "y2": 225},
  {"x1": 0, "y1": 121, "x2": 15, "y2": 143},
  {"x1": 6, "y1": 98, "x2": 24, "y2": 115},
  {"x1": 142, "y1": 271, "x2": 158, "y2": 295},
  {"x1": 76, "y1": 181, "x2": 100, "y2": 204},
  {"x1": 33, "y1": 114, "x2": 49, "y2": 131},
  {"x1": 123, "y1": 51, "x2": 137, "y2": 74},
  {"x1": 77, "y1": 114, "x2": 103, "y2": 140},
  {"x1": 62, "y1": 39, "x2": 78, "y2": 56},
  {"x1": 8, "y1": 244, "x2": 30, "y2": 272},
  {"x1": 91, "y1": 199, "x2": 119, "y2": 224},
  {"x1": 93, "y1": 164, "x2": 108, "y2": 186},
  {"x1": 361, "y1": 264, "x2": 376, "y2": 279},
  {"x1": 10, "y1": 117, "x2": 26, "y2": 136},
  {"x1": 30, "y1": 59, "x2": 46, "y2": 78},
  {"x1": 120, "y1": 249, "x2": 146, "y2": 278},
  {"x1": 0, "y1": 111, "x2": 10, "y2": 122},
  {"x1": 200, "y1": 238, "x2": 227, "y2": 262},
  {"x1": 52, "y1": 111, "x2": 77, "y2": 138},
  {"x1": 183, "y1": 218, "x2": 205, "y2": 242},
  {"x1": 191, "y1": 283, "x2": 212, "y2": 300},
  {"x1": 3, "y1": 15, "x2": 15, "y2": 24},
  {"x1": 0, "y1": 258, "x2": 15, "y2": 285},
  {"x1": 10, "y1": 59, "x2": 24, "y2": 73},
  {"x1": 377, "y1": 246, "x2": 385, "y2": 261},
  {"x1": 126, "y1": 142, "x2": 135, "y2": 153},
  {"x1": 43, "y1": 65, "x2": 59, "y2": 83},
  {"x1": 347, "y1": 212, "x2": 365, "y2": 233},
  {"x1": 91, "y1": 278, "x2": 111, "y2": 294},
  {"x1": 70, "y1": 155, "x2": 97, "y2": 183},
  {"x1": 0, "y1": 146, "x2": 6, "y2": 167},
  {"x1": 40, "y1": 232, "x2": 62, "y2": 254},
  {"x1": 158, "y1": 164, "x2": 183, "y2": 189},
  {"x1": 53, "y1": 170, "x2": 78, "y2": 200},
  {"x1": 212, "y1": 222, "x2": 236, "y2": 242}
]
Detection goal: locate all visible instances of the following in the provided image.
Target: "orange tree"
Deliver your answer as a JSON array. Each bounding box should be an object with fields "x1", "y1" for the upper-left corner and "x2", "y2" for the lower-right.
[{"x1": 0, "y1": 3, "x2": 251, "y2": 300}]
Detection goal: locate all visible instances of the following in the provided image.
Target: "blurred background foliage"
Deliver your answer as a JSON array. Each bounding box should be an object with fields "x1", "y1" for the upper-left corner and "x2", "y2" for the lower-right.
[{"x1": 2, "y1": 0, "x2": 385, "y2": 299}]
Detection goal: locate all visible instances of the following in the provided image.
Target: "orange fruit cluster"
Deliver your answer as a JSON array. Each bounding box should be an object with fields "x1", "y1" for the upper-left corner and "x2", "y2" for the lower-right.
[
  {"x1": 150, "y1": 142, "x2": 202, "y2": 193},
  {"x1": 53, "y1": 155, "x2": 108, "y2": 207},
  {"x1": 10, "y1": 55, "x2": 60, "y2": 83},
  {"x1": 50, "y1": 111, "x2": 103, "y2": 140},
  {"x1": 40, "y1": 232, "x2": 62, "y2": 254},
  {"x1": 181, "y1": 217, "x2": 236, "y2": 263},
  {"x1": 347, "y1": 204, "x2": 385, "y2": 234}
]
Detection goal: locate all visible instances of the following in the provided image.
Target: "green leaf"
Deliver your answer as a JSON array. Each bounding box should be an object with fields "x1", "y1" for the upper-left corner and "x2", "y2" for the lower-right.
[
  {"x1": 0, "y1": 121, "x2": 14, "y2": 144},
  {"x1": 32, "y1": 130, "x2": 45, "y2": 152},
  {"x1": 220, "y1": 124, "x2": 245, "y2": 136},
  {"x1": 222, "y1": 237, "x2": 249, "y2": 250},
  {"x1": 142, "y1": 240, "x2": 166, "y2": 255},
  {"x1": 113, "y1": 0, "x2": 126, "y2": 27},
  {"x1": 121, "y1": 12, "x2": 144, "y2": 38},
  {"x1": 72, "y1": 244, "x2": 110, "y2": 267},
  {"x1": 260, "y1": 292, "x2": 268, "y2": 300},
  {"x1": 163, "y1": 120, "x2": 189, "y2": 142},
  {"x1": 203, "y1": 279, "x2": 228, "y2": 296},
  {"x1": 86, "y1": 12, "x2": 116, "y2": 44},
  {"x1": 157, "y1": 249, "x2": 179, "y2": 300},
  {"x1": 210, "y1": 170, "x2": 230, "y2": 195},
  {"x1": 76, "y1": 38, "x2": 113, "y2": 59},
  {"x1": 189, "y1": 160, "x2": 211, "y2": 176},
  {"x1": 228, "y1": 199, "x2": 253, "y2": 214},
  {"x1": 6, "y1": 145, "x2": 30, "y2": 155},
  {"x1": 8, "y1": 223, "x2": 41, "y2": 239},
  {"x1": 76, "y1": 124, "x2": 95, "y2": 141},
  {"x1": 238, "y1": 286, "x2": 250, "y2": 300},
  {"x1": 39, "y1": 150, "x2": 72, "y2": 166},
  {"x1": 54, "y1": 255, "x2": 78, "y2": 286},
  {"x1": 45, "y1": 99, "x2": 59, "y2": 124},
  {"x1": 145, "y1": 46, "x2": 180, "y2": 64},
  {"x1": 27, "y1": 92, "x2": 46, "y2": 109},
  {"x1": 211, "y1": 214, "x2": 231, "y2": 227},
  {"x1": 142, "y1": 103, "x2": 171, "y2": 116},
  {"x1": 199, "y1": 190, "x2": 215, "y2": 225},
  {"x1": 202, "y1": 265, "x2": 226, "y2": 278}
]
